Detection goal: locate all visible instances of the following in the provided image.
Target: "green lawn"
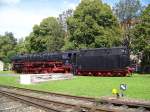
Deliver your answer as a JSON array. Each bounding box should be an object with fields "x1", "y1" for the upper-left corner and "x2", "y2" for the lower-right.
[
  {"x1": 0, "y1": 74, "x2": 150, "y2": 100},
  {"x1": 0, "y1": 70, "x2": 15, "y2": 74}
]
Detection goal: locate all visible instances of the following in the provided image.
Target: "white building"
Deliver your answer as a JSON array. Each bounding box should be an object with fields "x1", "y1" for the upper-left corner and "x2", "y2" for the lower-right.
[{"x1": 0, "y1": 60, "x2": 4, "y2": 71}]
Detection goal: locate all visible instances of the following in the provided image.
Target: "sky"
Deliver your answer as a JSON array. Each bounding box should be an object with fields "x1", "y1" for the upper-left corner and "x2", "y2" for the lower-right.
[{"x1": 0, "y1": 0, "x2": 149, "y2": 39}]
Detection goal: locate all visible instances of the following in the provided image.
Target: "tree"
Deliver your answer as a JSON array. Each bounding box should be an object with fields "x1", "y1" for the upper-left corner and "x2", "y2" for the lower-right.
[
  {"x1": 65, "y1": 0, "x2": 122, "y2": 50},
  {"x1": 113, "y1": 0, "x2": 142, "y2": 48},
  {"x1": 113, "y1": 0, "x2": 142, "y2": 22},
  {"x1": 131, "y1": 5, "x2": 150, "y2": 70},
  {"x1": 131, "y1": 4, "x2": 150, "y2": 53},
  {"x1": 15, "y1": 38, "x2": 29, "y2": 54},
  {"x1": 58, "y1": 9, "x2": 73, "y2": 32},
  {"x1": 0, "y1": 32, "x2": 17, "y2": 64},
  {"x1": 27, "y1": 17, "x2": 65, "y2": 53}
]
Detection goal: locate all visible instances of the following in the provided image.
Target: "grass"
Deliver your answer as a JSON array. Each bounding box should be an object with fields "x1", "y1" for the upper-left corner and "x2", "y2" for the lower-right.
[
  {"x1": 0, "y1": 70, "x2": 15, "y2": 74},
  {"x1": 0, "y1": 74, "x2": 150, "y2": 100}
]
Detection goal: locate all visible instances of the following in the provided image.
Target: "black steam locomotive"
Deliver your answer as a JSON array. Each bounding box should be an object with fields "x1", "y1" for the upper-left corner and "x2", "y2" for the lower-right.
[{"x1": 12, "y1": 47, "x2": 132, "y2": 76}]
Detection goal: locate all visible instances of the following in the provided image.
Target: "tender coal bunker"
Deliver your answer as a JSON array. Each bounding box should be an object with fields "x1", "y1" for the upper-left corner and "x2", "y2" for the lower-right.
[{"x1": 76, "y1": 47, "x2": 130, "y2": 70}]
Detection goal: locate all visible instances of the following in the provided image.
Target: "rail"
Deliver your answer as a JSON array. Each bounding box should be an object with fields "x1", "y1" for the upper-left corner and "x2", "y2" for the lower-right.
[
  {"x1": 99, "y1": 98, "x2": 150, "y2": 111},
  {"x1": 0, "y1": 88, "x2": 117, "y2": 112}
]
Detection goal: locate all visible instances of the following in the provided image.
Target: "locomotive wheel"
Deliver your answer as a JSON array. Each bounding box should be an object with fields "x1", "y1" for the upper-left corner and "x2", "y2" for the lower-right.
[
  {"x1": 107, "y1": 72, "x2": 112, "y2": 77},
  {"x1": 98, "y1": 72, "x2": 102, "y2": 76}
]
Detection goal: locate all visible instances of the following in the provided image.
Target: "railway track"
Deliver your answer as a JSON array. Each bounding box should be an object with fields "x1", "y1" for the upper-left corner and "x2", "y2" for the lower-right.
[
  {"x1": 0, "y1": 85, "x2": 150, "y2": 112},
  {"x1": 99, "y1": 98, "x2": 150, "y2": 111},
  {"x1": 0, "y1": 88, "x2": 117, "y2": 112},
  {"x1": 0, "y1": 85, "x2": 95, "y2": 102},
  {"x1": 0, "y1": 85, "x2": 96, "y2": 108},
  {"x1": 0, "y1": 93, "x2": 46, "y2": 112}
]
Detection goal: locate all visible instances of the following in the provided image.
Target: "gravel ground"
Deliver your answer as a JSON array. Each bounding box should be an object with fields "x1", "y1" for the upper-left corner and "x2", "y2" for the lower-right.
[{"x1": 0, "y1": 94, "x2": 46, "y2": 112}]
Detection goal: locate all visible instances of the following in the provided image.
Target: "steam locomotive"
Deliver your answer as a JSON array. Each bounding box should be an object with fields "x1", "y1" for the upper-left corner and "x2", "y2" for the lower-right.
[{"x1": 12, "y1": 47, "x2": 132, "y2": 76}]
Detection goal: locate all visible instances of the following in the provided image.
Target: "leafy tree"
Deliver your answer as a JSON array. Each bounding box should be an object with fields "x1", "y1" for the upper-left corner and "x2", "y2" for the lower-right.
[
  {"x1": 62, "y1": 37, "x2": 76, "y2": 50},
  {"x1": 0, "y1": 32, "x2": 17, "y2": 64},
  {"x1": 141, "y1": 46, "x2": 150, "y2": 66},
  {"x1": 131, "y1": 5, "x2": 150, "y2": 53},
  {"x1": 131, "y1": 5, "x2": 150, "y2": 67},
  {"x1": 15, "y1": 38, "x2": 29, "y2": 54},
  {"x1": 27, "y1": 17, "x2": 65, "y2": 53},
  {"x1": 113, "y1": 0, "x2": 142, "y2": 49},
  {"x1": 58, "y1": 9, "x2": 73, "y2": 32},
  {"x1": 66, "y1": 0, "x2": 122, "y2": 50},
  {"x1": 113, "y1": 0, "x2": 142, "y2": 22}
]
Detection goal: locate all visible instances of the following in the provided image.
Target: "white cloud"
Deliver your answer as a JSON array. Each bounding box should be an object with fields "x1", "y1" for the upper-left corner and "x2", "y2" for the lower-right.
[
  {"x1": 0, "y1": 8, "x2": 58, "y2": 39},
  {"x1": 63, "y1": 0, "x2": 79, "y2": 10},
  {"x1": 0, "y1": 0, "x2": 81, "y2": 39},
  {"x1": 68, "y1": 3, "x2": 77, "y2": 9}
]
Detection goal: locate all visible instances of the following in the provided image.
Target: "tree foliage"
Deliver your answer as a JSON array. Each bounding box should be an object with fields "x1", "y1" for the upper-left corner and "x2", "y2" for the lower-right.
[
  {"x1": 131, "y1": 4, "x2": 150, "y2": 53},
  {"x1": 26, "y1": 17, "x2": 65, "y2": 53},
  {"x1": 0, "y1": 32, "x2": 17, "y2": 63},
  {"x1": 66, "y1": 0, "x2": 122, "y2": 50},
  {"x1": 58, "y1": 9, "x2": 73, "y2": 32},
  {"x1": 131, "y1": 5, "x2": 150, "y2": 65},
  {"x1": 113, "y1": 0, "x2": 142, "y2": 49},
  {"x1": 15, "y1": 38, "x2": 29, "y2": 54},
  {"x1": 113, "y1": 0, "x2": 142, "y2": 22}
]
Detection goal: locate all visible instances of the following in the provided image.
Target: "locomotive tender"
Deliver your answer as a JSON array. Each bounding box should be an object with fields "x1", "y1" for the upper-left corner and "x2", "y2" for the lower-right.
[{"x1": 12, "y1": 47, "x2": 132, "y2": 76}]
